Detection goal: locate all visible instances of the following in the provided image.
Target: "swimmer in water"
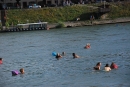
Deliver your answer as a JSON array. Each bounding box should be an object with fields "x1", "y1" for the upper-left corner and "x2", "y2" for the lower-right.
[
  {"x1": 0, "y1": 58, "x2": 3, "y2": 64},
  {"x1": 20, "y1": 68, "x2": 25, "y2": 74},
  {"x1": 93, "y1": 62, "x2": 101, "y2": 70},
  {"x1": 110, "y1": 62, "x2": 118, "y2": 69},
  {"x1": 72, "y1": 53, "x2": 80, "y2": 58},
  {"x1": 12, "y1": 68, "x2": 25, "y2": 76},
  {"x1": 62, "y1": 52, "x2": 65, "y2": 56},
  {"x1": 56, "y1": 53, "x2": 62, "y2": 60},
  {"x1": 84, "y1": 43, "x2": 91, "y2": 49},
  {"x1": 104, "y1": 64, "x2": 111, "y2": 71}
]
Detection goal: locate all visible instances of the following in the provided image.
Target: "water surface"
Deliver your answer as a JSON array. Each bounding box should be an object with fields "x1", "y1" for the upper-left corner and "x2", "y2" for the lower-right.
[{"x1": 0, "y1": 23, "x2": 130, "y2": 87}]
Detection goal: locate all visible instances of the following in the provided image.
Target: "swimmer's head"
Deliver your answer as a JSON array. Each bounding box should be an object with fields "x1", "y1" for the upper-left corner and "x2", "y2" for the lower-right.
[
  {"x1": 96, "y1": 62, "x2": 101, "y2": 66},
  {"x1": 20, "y1": 68, "x2": 24, "y2": 74},
  {"x1": 105, "y1": 64, "x2": 109, "y2": 67},
  {"x1": 72, "y1": 53, "x2": 76, "y2": 56},
  {"x1": 87, "y1": 43, "x2": 90, "y2": 45},
  {"x1": 0, "y1": 58, "x2": 3, "y2": 60},
  {"x1": 62, "y1": 52, "x2": 65, "y2": 55},
  {"x1": 57, "y1": 53, "x2": 60, "y2": 56}
]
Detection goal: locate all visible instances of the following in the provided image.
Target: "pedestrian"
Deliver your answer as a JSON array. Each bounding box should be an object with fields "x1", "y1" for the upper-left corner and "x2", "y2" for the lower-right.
[{"x1": 90, "y1": 15, "x2": 95, "y2": 24}]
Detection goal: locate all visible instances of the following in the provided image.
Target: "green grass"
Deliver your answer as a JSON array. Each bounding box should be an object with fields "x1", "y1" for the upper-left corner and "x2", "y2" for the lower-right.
[
  {"x1": 108, "y1": 2, "x2": 130, "y2": 19},
  {"x1": 6, "y1": 3, "x2": 130, "y2": 26},
  {"x1": 6, "y1": 5, "x2": 97, "y2": 25}
]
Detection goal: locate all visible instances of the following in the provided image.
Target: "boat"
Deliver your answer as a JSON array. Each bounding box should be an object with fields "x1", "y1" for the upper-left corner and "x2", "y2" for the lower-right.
[{"x1": 0, "y1": 22, "x2": 48, "y2": 32}]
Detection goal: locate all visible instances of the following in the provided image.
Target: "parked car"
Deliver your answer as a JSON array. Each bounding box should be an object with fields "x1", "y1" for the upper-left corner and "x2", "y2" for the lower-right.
[{"x1": 29, "y1": 4, "x2": 41, "y2": 8}]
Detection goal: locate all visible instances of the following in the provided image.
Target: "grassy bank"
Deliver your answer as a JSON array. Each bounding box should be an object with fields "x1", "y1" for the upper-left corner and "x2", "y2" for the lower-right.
[
  {"x1": 5, "y1": 2, "x2": 130, "y2": 26},
  {"x1": 108, "y1": 2, "x2": 130, "y2": 19},
  {"x1": 6, "y1": 5, "x2": 97, "y2": 25}
]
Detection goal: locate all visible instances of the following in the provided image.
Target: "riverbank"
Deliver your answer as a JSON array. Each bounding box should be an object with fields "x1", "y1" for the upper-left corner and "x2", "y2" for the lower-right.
[
  {"x1": 47, "y1": 17, "x2": 130, "y2": 29},
  {"x1": 0, "y1": 17, "x2": 130, "y2": 32}
]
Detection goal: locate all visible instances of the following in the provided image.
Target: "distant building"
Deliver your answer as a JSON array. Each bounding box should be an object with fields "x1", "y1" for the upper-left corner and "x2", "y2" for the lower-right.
[
  {"x1": 0, "y1": 0, "x2": 129, "y2": 9},
  {"x1": 0, "y1": 0, "x2": 64, "y2": 9}
]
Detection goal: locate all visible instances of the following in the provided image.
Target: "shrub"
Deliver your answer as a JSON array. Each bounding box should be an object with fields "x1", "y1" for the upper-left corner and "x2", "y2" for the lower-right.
[{"x1": 56, "y1": 21, "x2": 65, "y2": 28}]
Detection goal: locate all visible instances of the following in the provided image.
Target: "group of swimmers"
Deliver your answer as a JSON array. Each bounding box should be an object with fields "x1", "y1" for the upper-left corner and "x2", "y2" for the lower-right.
[
  {"x1": 93, "y1": 62, "x2": 118, "y2": 71},
  {"x1": 55, "y1": 52, "x2": 118, "y2": 72},
  {"x1": 55, "y1": 52, "x2": 80, "y2": 60},
  {"x1": 0, "y1": 42, "x2": 117, "y2": 76},
  {"x1": 55, "y1": 43, "x2": 91, "y2": 60},
  {"x1": 0, "y1": 57, "x2": 25, "y2": 76},
  {"x1": 54, "y1": 43, "x2": 118, "y2": 72}
]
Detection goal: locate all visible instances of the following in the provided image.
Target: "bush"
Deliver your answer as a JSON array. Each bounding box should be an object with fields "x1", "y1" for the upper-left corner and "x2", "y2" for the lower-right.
[
  {"x1": 5, "y1": 22, "x2": 10, "y2": 29},
  {"x1": 56, "y1": 21, "x2": 65, "y2": 28},
  {"x1": 108, "y1": 2, "x2": 130, "y2": 19}
]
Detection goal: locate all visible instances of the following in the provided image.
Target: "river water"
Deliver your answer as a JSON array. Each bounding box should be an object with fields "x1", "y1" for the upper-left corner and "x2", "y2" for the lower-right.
[{"x1": 0, "y1": 23, "x2": 130, "y2": 87}]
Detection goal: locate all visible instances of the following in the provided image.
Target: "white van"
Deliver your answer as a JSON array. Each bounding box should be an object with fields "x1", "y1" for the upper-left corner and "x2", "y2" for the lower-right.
[{"x1": 29, "y1": 4, "x2": 41, "y2": 8}]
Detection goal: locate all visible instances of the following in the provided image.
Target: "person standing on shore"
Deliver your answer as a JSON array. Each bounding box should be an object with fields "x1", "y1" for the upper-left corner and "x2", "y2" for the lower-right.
[
  {"x1": 76, "y1": 17, "x2": 80, "y2": 21},
  {"x1": 90, "y1": 15, "x2": 95, "y2": 24}
]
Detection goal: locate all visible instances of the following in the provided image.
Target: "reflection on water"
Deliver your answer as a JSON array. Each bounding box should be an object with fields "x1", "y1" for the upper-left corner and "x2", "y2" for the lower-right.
[{"x1": 0, "y1": 23, "x2": 130, "y2": 87}]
